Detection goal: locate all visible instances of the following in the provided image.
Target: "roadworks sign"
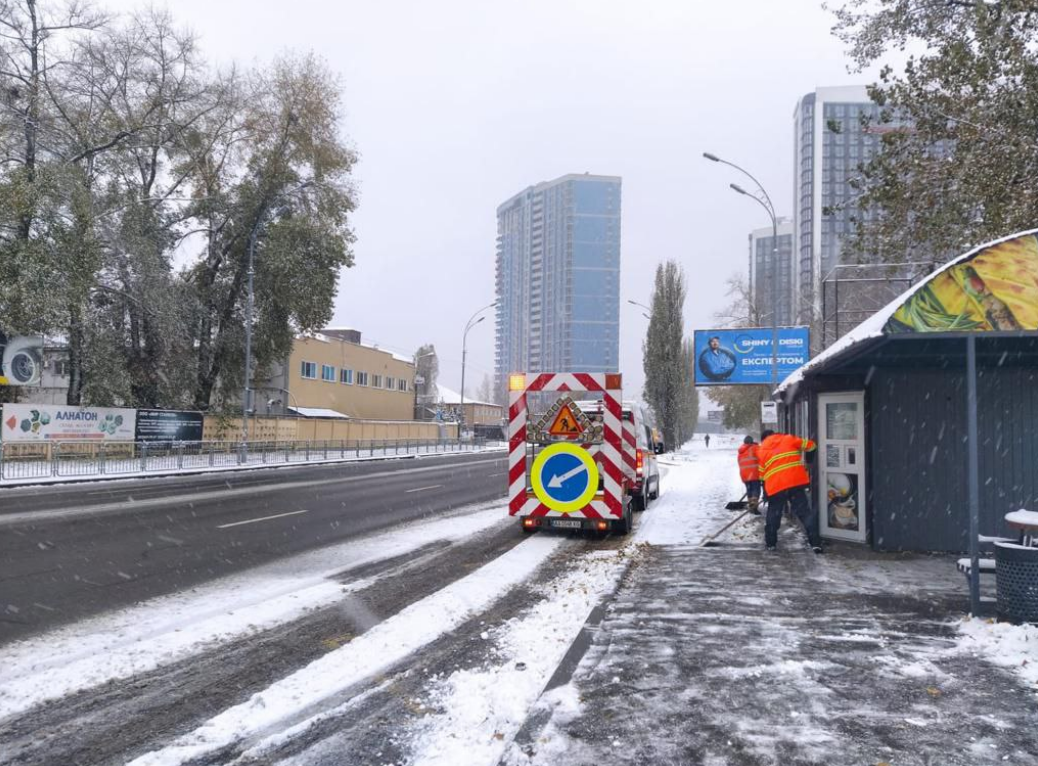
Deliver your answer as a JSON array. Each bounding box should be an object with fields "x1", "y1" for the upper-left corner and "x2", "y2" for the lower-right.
[
  {"x1": 547, "y1": 402, "x2": 584, "y2": 437},
  {"x1": 527, "y1": 395, "x2": 598, "y2": 443}
]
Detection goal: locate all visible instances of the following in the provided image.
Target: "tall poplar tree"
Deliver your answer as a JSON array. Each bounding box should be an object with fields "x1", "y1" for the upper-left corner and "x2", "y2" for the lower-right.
[{"x1": 642, "y1": 261, "x2": 687, "y2": 450}]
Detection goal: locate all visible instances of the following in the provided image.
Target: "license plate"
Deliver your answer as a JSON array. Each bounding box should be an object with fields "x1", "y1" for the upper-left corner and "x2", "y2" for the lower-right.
[{"x1": 550, "y1": 519, "x2": 582, "y2": 529}]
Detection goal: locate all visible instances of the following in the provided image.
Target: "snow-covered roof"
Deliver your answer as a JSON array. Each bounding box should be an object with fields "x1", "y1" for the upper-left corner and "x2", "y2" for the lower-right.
[
  {"x1": 288, "y1": 406, "x2": 350, "y2": 419},
  {"x1": 358, "y1": 341, "x2": 414, "y2": 364},
  {"x1": 435, "y1": 384, "x2": 498, "y2": 407},
  {"x1": 777, "y1": 227, "x2": 1038, "y2": 395}
]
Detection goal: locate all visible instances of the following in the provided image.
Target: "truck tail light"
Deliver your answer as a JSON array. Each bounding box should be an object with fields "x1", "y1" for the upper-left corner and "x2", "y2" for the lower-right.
[
  {"x1": 636, "y1": 449, "x2": 644, "y2": 477},
  {"x1": 596, "y1": 520, "x2": 609, "y2": 531}
]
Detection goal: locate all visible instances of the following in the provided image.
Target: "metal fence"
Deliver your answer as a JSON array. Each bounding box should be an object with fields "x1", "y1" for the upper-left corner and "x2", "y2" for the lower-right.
[{"x1": 0, "y1": 438, "x2": 489, "y2": 481}]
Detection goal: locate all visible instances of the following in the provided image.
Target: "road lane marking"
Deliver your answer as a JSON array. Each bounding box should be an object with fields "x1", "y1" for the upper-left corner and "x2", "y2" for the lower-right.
[
  {"x1": 405, "y1": 484, "x2": 443, "y2": 494},
  {"x1": 0, "y1": 456, "x2": 506, "y2": 527},
  {"x1": 217, "y1": 510, "x2": 309, "y2": 529}
]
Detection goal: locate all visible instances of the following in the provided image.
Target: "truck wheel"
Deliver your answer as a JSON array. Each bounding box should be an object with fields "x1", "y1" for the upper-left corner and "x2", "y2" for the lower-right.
[
  {"x1": 650, "y1": 479, "x2": 660, "y2": 500},
  {"x1": 633, "y1": 492, "x2": 646, "y2": 512}
]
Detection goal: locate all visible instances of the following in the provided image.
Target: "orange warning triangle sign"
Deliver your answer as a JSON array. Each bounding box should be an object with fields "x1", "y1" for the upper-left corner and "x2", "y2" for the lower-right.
[{"x1": 548, "y1": 403, "x2": 583, "y2": 437}]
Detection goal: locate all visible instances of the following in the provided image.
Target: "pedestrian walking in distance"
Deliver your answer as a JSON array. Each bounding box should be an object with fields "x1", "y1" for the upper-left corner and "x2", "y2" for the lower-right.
[
  {"x1": 757, "y1": 429, "x2": 823, "y2": 553},
  {"x1": 704, "y1": 434, "x2": 711, "y2": 448},
  {"x1": 737, "y1": 435, "x2": 762, "y2": 514}
]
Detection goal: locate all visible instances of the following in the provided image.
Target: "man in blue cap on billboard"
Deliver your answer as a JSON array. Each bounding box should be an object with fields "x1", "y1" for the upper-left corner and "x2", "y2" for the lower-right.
[{"x1": 698, "y1": 335, "x2": 737, "y2": 382}]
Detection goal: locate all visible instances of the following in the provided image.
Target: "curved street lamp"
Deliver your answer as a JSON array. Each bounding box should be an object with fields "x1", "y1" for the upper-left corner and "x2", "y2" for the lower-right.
[
  {"x1": 703, "y1": 152, "x2": 781, "y2": 392},
  {"x1": 627, "y1": 299, "x2": 651, "y2": 320},
  {"x1": 460, "y1": 301, "x2": 497, "y2": 435}
]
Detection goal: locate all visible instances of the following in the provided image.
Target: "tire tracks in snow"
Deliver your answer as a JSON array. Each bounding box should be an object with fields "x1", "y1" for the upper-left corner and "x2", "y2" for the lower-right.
[
  {"x1": 218, "y1": 531, "x2": 640, "y2": 766},
  {"x1": 0, "y1": 526, "x2": 525, "y2": 766}
]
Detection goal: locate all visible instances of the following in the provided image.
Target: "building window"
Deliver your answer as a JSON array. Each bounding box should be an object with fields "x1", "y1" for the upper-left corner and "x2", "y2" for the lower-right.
[
  {"x1": 301, "y1": 361, "x2": 317, "y2": 379},
  {"x1": 340, "y1": 368, "x2": 353, "y2": 385},
  {"x1": 385, "y1": 376, "x2": 395, "y2": 390},
  {"x1": 372, "y1": 374, "x2": 383, "y2": 388},
  {"x1": 398, "y1": 379, "x2": 408, "y2": 392},
  {"x1": 357, "y1": 371, "x2": 369, "y2": 386},
  {"x1": 321, "y1": 364, "x2": 335, "y2": 382}
]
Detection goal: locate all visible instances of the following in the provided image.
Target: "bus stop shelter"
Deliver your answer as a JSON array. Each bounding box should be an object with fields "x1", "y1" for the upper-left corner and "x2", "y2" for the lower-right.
[{"x1": 776, "y1": 229, "x2": 1038, "y2": 615}]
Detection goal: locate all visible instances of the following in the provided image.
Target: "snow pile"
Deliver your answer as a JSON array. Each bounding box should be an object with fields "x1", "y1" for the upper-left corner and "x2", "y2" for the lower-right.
[
  {"x1": 637, "y1": 447, "x2": 746, "y2": 546},
  {"x1": 1004, "y1": 508, "x2": 1038, "y2": 527},
  {"x1": 958, "y1": 617, "x2": 1038, "y2": 693},
  {"x1": 406, "y1": 547, "x2": 639, "y2": 766},
  {"x1": 0, "y1": 502, "x2": 507, "y2": 720}
]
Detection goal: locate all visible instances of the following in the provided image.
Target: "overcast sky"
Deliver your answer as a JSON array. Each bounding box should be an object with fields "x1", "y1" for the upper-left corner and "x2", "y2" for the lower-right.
[{"x1": 106, "y1": 0, "x2": 879, "y2": 400}]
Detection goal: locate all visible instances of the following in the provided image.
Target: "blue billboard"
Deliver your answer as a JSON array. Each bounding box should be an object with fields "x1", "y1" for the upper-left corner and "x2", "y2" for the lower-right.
[{"x1": 693, "y1": 327, "x2": 810, "y2": 386}]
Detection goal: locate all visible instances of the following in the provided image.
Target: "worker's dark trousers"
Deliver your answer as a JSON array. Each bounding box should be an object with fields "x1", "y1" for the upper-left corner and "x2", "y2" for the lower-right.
[{"x1": 765, "y1": 486, "x2": 821, "y2": 548}]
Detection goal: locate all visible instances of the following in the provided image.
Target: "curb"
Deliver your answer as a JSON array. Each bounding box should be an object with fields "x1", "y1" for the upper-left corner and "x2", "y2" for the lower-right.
[{"x1": 502, "y1": 546, "x2": 642, "y2": 763}]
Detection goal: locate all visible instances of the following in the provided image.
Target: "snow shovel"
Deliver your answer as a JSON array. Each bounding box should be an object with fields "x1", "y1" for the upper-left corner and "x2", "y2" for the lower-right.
[
  {"x1": 700, "y1": 508, "x2": 752, "y2": 548},
  {"x1": 725, "y1": 493, "x2": 748, "y2": 511}
]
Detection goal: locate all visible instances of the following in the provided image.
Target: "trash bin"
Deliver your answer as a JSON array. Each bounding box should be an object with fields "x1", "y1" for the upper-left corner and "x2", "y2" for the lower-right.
[{"x1": 995, "y1": 542, "x2": 1038, "y2": 624}]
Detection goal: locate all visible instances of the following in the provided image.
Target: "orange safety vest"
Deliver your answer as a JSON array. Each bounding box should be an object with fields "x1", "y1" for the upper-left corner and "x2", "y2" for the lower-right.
[
  {"x1": 758, "y1": 433, "x2": 816, "y2": 495},
  {"x1": 737, "y1": 443, "x2": 760, "y2": 482}
]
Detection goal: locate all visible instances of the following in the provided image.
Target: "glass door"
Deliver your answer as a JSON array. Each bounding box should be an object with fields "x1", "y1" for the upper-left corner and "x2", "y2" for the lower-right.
[{"x1": 817, "y1": 392, "x2": 867, "y2": 543}]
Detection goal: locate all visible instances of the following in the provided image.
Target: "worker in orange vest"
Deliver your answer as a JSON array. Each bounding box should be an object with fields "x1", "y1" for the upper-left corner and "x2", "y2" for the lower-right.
[
  {"x1": 737, "y1": 435, "x2": 762, "y2": 514},
  {"x1": 757, "y1": 429, "x2": 823, "y2": 553}
]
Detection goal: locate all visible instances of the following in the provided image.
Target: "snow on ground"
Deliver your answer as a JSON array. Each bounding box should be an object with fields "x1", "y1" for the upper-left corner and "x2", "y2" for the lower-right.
[
  {"x1": 128, "y1": 534, "x2": 568, "y2": 766},
  {"x1": 377, "y1": 444, "x2": 745, "y2": 766},
  {"x1": 959, "y1": 617, "x2": 1038, "y2": 694},
  {"x1": 127, "y1": 443, "x2": 745, "y2": 766},
  {"x1": 500, "y1": 442, "x2": 1038, "y2": 766},
  {"x1": 401, "y1": 548, "x2": 631, "y2": 766},
  {"x1": 0, "y1": 500, "x2": 508, "y2": 721}
]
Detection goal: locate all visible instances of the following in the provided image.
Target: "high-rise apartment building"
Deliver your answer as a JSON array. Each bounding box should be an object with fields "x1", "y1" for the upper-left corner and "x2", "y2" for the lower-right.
[
  {"x1": 495, "y1": 174, "x2": 621, "y2": 390},
  {"x1": 792, "y1": 86, "x2": 884, "y2": 328},
  {"x1": 748, "y1": 218, "x2": 794, "y2": 327}
]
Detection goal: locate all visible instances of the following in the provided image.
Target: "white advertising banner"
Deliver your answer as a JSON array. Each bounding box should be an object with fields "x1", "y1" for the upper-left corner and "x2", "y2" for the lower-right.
[{"x1": 2, "y1": 404, "x2": 137, "y2": 442}]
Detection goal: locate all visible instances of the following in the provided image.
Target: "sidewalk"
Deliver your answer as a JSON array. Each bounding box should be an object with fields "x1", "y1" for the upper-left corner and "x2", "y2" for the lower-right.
[{"x1": 507, "y1": 443, "x2": 1038, "y2": 766}]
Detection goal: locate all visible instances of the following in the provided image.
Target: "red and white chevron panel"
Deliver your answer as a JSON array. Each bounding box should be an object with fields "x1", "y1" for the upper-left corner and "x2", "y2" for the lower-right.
[
  {"x1": 508, "y1": 373, "x2": 625, "y2": 520},
  {"x1": 621, "y1": 417, "x2": 637, "y2": 479}
]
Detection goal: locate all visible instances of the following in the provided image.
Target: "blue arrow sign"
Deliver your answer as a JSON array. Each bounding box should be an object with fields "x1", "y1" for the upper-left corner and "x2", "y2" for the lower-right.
[
  {"x1": 530, "y1": 442, "x2": 600, "y2": 513},
  {"x1": 540, "y1": 451, "x2": 590, "y2": 503}
]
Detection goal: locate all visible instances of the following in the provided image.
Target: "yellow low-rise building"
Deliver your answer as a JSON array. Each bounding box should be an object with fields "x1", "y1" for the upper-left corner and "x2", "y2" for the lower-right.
[{"x1": 255, "y1": 329, "x2": 416, "y2": 421}]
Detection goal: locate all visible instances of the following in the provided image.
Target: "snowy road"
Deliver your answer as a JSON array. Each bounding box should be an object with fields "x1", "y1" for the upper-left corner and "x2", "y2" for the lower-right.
[
  {"x1": 0, "y1": 450, "x2": 506, "y2": 643},
  {"x1": 3, "y1": 438, "x2": 1036, "y2": 766}
]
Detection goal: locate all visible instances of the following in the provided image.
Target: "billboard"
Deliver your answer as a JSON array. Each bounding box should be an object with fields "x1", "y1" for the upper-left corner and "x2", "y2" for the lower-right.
[
  {"x1": 886, "y1": 231, "x2": 1038, "y2": 333},
  {"x1": 693, "y1": 328, "x2": 810, "y2": 386},
  {"x1": 1, "y1": 404, "x2": 136, "y2": 442},
  {"x1": 135, "y1": 409, "x2": 204, "y2": 443}
]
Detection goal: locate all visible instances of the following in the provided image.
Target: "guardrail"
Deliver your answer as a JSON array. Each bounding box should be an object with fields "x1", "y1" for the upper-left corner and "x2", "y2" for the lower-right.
[{"x1": 0, "y1": 438, "x2": 490, "y2": 482}]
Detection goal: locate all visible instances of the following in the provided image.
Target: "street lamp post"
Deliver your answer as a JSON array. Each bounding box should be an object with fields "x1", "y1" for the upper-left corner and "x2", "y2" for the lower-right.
[
  {"x1": 703, "y1": 153, "x2": 781, "y2": 400},
  {"x1": 240, "y1": 179, "x2": 314, "y2": 448},
  {"x1": 460, "y1": 301, "x2": 497, "y2": 439},
  {"x1": 241, "y1": 219, "x2": 262, "y2": 447}
]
